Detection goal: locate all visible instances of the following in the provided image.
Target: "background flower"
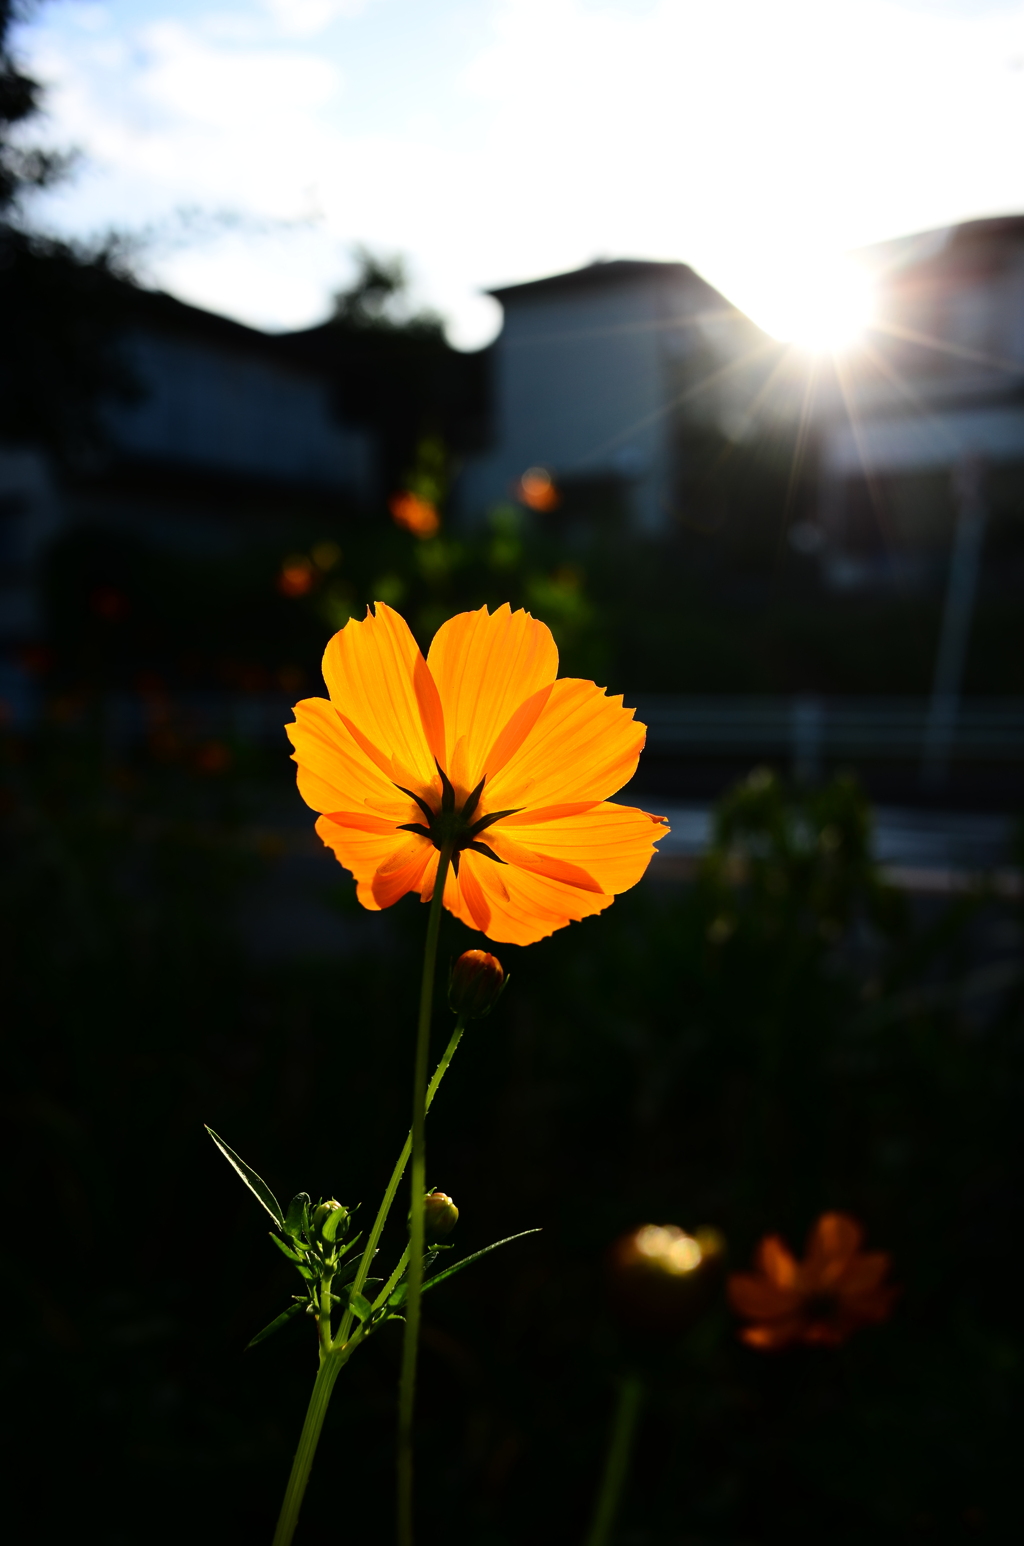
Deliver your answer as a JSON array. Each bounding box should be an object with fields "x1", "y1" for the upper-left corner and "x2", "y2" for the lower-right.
[{"x1": 728, "y1": 1212, "x2": 897, "y2": 1349}]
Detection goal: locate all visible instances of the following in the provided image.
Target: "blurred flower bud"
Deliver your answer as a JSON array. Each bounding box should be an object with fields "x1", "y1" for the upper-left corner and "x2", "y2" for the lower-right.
[
  {"x1": 449, "y1": 950, "x2": 506, "y2": 1019},
  {"x1": 423, "y1": 1191, "x2": 459, "y2": 1241},
  {"x1": 607, "y1": 1223, "x2": 726, "y2": 1335},
  {"x1": 312, "y1": 1199, "x2": 349, "y2": 1242}
]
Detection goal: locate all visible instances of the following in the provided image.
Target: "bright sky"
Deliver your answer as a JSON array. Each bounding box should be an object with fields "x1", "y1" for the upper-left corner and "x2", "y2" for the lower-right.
[{"x1": 16, "y1": 0, "x2": 1024, "y2": 349}]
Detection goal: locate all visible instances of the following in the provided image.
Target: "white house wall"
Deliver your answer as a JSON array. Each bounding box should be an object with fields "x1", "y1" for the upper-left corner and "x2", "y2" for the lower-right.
[{"x1": 461, "y1": 274, "x2": 681, "y2": 533}]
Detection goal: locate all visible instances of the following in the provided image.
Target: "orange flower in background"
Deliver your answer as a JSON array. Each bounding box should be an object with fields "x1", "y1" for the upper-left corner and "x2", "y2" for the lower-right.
[
  {"x1": 286, "y1": 602, "x2": 668, "y2": 946},
  {"x1": 728, "y1": 1212, "x2": 897, "y2": 1349},
  {"x1": 278, "y1": 556, "x2": 315, "y2": 597},
  {"x1": 389, "y1": 491, "x2": 440, "y2": 538},
  {"x1": 516, "y1": 466, "x2": 560, "y2": 511}
]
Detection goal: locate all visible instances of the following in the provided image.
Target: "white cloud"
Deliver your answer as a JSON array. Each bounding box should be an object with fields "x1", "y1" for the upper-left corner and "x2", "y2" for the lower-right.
[
  {"x1": 19, "y1": 0, "x2": 1024, "y2": 347},
  {"x1": 259, "y1": 0, "x2": 372, "y2": 37}
]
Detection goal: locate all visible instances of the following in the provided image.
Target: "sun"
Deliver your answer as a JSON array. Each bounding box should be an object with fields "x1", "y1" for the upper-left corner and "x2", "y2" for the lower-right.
[{"x1": 742, "y1": 255, "x2": 875, "y2": 355}]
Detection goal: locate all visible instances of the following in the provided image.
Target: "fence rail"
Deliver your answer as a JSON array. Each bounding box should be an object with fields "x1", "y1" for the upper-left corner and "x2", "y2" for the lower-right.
[
  {"x1": 635, "y1": 695, "x2": 1024, "y2": 779},
  {"x1": 3, "y1": 682, "x2": 1024, "y2": 778}
]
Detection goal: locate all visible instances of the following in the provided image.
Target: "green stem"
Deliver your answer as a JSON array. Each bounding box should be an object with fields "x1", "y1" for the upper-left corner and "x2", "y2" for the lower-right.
[
  {"x1": 584, "y1": 1374, "x2": 645, "y2": 1546},
  {"x1": 397, "y1": 841, "x2": 453, "y2": 1546},
  {"x1": 271, "y1": 1351, "x2": 344, "y2": 1546},
  {"x1": 337, "y1": 1014, "x2": 466, "y2": 1348}
]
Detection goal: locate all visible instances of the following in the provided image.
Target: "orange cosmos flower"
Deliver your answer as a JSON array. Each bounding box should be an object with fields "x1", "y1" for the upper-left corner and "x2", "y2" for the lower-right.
[
  {"x1": 728, "y1": 1212, "x2": 897, "y2": 1350},
  {"x1": 389, "y1": 491, "x2": 441, "y2": 538},
  {"x1": 286, "y1": 602, "x2": 668, "y2": 946},
  {"x1": 516, "y1": 466, "x2": 560, "y2": 511}
]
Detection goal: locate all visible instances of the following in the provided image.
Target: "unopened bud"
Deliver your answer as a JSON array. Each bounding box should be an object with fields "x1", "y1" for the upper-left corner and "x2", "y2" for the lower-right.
[
  {"x1": 312, "y1": 1199, "x2": 349, "y2": 1242},
  {"x1": 423, "y1": 1190, "x2": 459, "y2": 1241},
  {"x1": 607, "y1": 1223, "x2": 726, "y2": 1335},
  {"x1": 449, "y1": 950, "x2": 505, "y2": 1019}
]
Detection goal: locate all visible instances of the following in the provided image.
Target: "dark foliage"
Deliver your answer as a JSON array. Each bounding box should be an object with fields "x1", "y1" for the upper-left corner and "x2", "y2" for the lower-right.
[{"x1": 2, "y1": 726, "x2": 1021, "y2": 1544}]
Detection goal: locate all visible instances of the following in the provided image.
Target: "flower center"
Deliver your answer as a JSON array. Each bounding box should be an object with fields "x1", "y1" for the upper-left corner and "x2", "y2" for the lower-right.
[
  {"x1": 394, "y1": 763, "x2": 519, "y2": 875},
  {"x1": 804, "y1": 1290, "x2": 840, "y2": 1324}
]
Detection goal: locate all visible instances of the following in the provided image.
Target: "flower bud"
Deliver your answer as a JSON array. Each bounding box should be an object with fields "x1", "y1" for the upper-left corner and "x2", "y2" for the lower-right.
[
  {"x1": 312, "y1": 1199, "x2": 349, "y2": 1242},
  {"x1": 449, "y1": 950, "x2": 505, "y2": 1019},
  {"x1": 423, "y1": 1190, "x2": 459, "y2": 1241},
  {"x1": 607, "y1": 1223, "x2": 726, "y2": 1335}
]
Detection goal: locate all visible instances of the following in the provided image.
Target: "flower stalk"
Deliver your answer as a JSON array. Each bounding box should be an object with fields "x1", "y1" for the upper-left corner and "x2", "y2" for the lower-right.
[
  {"x1": 585, "y1": 1373, "x2": 645, "y2": 1546},
  {"x1": 271, "y1": 1351, "x2": 346, "y2": 1546},
  {"x1": 397, "y1": 839, "x2": 454, "y2": 1546},
  {"x1": 263, "y1": 911, "x2": 466, "y2": 1546}
]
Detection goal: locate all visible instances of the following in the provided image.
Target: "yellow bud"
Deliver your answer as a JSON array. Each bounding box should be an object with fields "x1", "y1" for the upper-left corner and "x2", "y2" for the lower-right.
[{"x1": 423, "y1": 1190, "x2": 459, "y2": 1241}]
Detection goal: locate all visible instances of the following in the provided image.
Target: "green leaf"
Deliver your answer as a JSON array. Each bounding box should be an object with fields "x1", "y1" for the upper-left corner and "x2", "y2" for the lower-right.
[
  {"x1": 331, "y1": 1279, "x2": 380, "y2": 1306},
  {"x1": 246, "y1": 1300, "x2": 306, "y2": 1349},
  {"x1": 269, "y1": 1232, "x2": 306, "y2": 1265},
  {"x1": 347, "y1": 1291, "x2": 372, "y2": 1323},
  {"x1": 335, "y1": 1245, "x2": 370, "y2": 1285},
  {"x1": 421, "y1": 1230, "x2": 541, "y2": 1296},
  {"x1": 205, "y1": 1126, "x2": 285, "y2": 1228},
  {"x1": 284, "y1": 1193, "x2": 310, "y2": 1240}
]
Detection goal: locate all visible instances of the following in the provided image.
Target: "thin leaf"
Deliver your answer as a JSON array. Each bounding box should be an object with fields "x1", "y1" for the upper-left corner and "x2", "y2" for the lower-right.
[
  {"x1": 331, "y1": 1279, "x2": 380, "y2": 1306},
  {"x1": 421, "y1": 1230, "x2": 541, "y2": 1295},
  {"x1": 332, "y1": 1232, "x2": 362, "y2": 1265},
  {"x1": 347, "y1": 1291, "x2": 373, "y2": 1323},
  {"x1": 269, "y1": 1232, "x2": 305, "y2": 1264},
  {"x1": 335, "y1": 1247, "x2": 372, "y2": 1287},
  {"x1": 205, "y1": 1126, "x2": 284, "y2": 1228},
  {"x1": 246, "y1": 1301, "x2": 306, "y2": 1349}
]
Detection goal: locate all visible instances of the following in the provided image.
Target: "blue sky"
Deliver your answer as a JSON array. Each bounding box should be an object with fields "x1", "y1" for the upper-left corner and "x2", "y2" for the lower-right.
[{"x1": 16, "y1": 0, "x2": 1024, "y2": 346}]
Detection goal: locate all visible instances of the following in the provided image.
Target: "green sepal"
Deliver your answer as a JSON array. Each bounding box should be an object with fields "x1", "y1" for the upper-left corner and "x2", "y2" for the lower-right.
[
  {"x1": 246, "y1": 1300, "x2": 306, "y2": 1349},
  {"x1": 421, "y1": 1229, "x2": 541, "y2": 1295},
  {"x1": 269, "y1": 1232, "x2": 306, "y2": 1264},
  {"x1": 284, "y1": 1193, "x2": 311, "y2": 1240},
  {"x1": 330, "y1": 1233, "x2": 361, "y2": 1264},
  {"x1": 205, "y1": 1126, "x2": 285, "y2": 1228},
  {"x1": 321, "y1": 1207, "x2": 349, "y2": 1243}
]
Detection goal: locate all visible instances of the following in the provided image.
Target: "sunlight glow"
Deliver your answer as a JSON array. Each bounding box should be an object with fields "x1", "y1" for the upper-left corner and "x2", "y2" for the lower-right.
[{"x1": 745, "y1": 257, "x2": 876, "y2": 355}]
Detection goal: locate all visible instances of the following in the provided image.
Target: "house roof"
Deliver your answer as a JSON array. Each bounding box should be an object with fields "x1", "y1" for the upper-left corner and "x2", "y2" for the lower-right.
[{"x1": 487, "y1": 258, "x2": 701, "y2": 302}]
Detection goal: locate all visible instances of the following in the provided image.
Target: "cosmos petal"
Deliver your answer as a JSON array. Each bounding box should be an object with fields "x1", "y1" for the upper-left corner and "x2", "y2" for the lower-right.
[
  {"x1": 740, "y1": 1319, "x2": 803, "y2": 1349},
  {"x1": 426, "y1": 605, "x2": 559, "y2": 788},
  {"x1": 315, "y1": 813, "x2": 420, "y2": 906},
  {"x1": 287, "y1": 697, "x2": 411, "y2": 821},
  {"x1": 804, "y1": 1213, "x2": 864, "y2": 1287},
  {"x1": 371, "y1": 835, "x2": 434, "y2": 909},
  {"x1": 321, "y1": 602, "x2": 440, "y2": 791},
  {"x1": 487, "y1": 802, "x2": 667, "y2": 895},
  {"x1": 836, "y1": 1252, "x2": 891, "y2": 1297},
  {"x1": 484, "y1": 677, "x2": 646, "y2": 809},
  {"x1": 757, "y1": 1236, "x2": 800, "y2": 1289},
  {"x1": 456, "y1": 856, "x2": 493, "y2": 933},
  {"x1": 483, "y1": 831, "x2": 603, "y2": 892},
  {"x1": 459, "y1": 847, "x2": 614, "y2": 946},
  {"x1": 727, "y1": 1274, "x2": 802, "y2": 1321}
]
